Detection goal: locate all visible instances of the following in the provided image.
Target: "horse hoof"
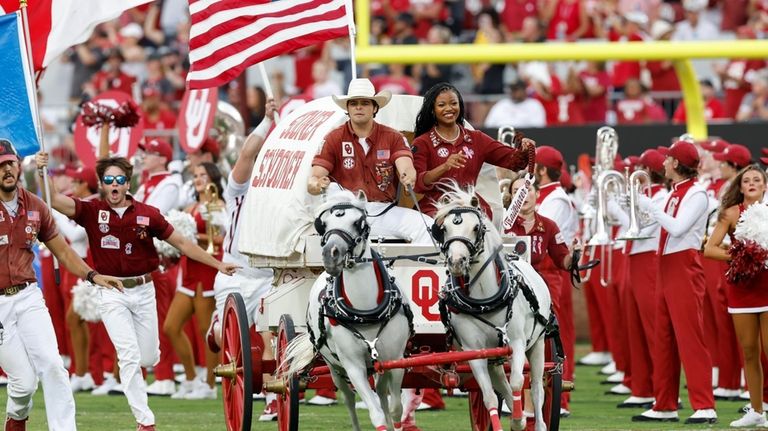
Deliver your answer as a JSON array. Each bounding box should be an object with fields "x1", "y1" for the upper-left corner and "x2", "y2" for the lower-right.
[{"x1": 510, "y1": 419, "x2": 525, "y2": 431}]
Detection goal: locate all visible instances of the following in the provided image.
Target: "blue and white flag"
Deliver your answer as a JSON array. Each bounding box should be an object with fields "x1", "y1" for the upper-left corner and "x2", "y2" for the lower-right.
[{"x1": 0, "y1": 12, "x2": 41, "y2": 157}]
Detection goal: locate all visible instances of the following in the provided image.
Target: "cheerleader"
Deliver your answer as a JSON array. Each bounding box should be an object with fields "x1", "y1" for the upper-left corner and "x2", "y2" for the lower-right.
[{"x1": 704, "y1": 165, "x2": 768, "y2": 427}]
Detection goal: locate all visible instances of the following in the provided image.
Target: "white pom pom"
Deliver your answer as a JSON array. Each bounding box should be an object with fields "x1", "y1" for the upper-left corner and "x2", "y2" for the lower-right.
[
  {"x1": 734, "y1": 203, "x2": 768, "y2": 251},
  {"x1": 154, "y1": 210, "x2": 197, "y2": 258},
  {"x1": 71, "y1": 279, "x2": 102, "y2": 322}
]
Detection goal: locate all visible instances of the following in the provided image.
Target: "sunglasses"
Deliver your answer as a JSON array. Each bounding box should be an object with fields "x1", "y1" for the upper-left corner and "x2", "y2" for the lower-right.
[{"x1": 102, "y1": 175, "x2": 128, "y2": 185}]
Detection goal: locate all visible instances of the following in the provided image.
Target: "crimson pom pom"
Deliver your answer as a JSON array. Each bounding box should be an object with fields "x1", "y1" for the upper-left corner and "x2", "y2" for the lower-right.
[
  {"x1": 112, "y1": 101, "x2": 140, "y2": 128},
  {"x1": 727, "y1": 240, "x2": 768, "y2": 284},
  {"x1": 80, "y1": 101, "x2": 113, "y2": 127}
]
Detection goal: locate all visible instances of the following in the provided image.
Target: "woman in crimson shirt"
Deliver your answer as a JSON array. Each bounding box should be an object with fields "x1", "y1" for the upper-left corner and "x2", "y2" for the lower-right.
[{"x1": 412, "y1": 82, "x2": 533, "y2": 218}]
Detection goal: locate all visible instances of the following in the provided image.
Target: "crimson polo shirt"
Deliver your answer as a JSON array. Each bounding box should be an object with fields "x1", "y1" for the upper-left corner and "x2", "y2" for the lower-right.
[
  {"x1": 73, "y1": 196, "x2": 174, "y2": 277},
  {"x1": 312, "y1": 121, "x2": 412, "y2": 203},
  {"x1": 413, "y1": 126, "x2": 530, "y2": 217},
  {"x1": 0, "y1": 188, "x2": 58, "y2": 288},
  {"x1": 505, "y1": 213, "x2": 568, "y2": 270}
]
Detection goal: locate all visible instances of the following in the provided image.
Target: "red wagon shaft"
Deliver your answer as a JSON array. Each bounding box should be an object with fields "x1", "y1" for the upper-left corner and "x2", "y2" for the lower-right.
[{"x1": 373, "y1": 346, "x2": 513, "y2": 372}]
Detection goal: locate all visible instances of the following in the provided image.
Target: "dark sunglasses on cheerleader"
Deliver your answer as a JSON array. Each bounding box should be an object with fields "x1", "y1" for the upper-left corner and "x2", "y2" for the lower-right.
[{"x1": 102, "y1": 175, "x2": 128, "y2": 185}]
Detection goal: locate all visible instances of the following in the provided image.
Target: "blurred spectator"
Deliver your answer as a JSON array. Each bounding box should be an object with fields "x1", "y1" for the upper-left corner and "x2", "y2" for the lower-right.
[
  {"x1": 570, "y1": 61, "x2": 611, "y2": 123},
  {"x1": 370, "y1": 64, "x2": 418, "y2": 95},
  {"x1": 617, "y1": 0, "x2": 661, "y2": 22},
  {"x1": 644, "y1": 19, "x2": 679, "y2": 91},
  {"x1": 543, "y1": 0, "x2": 589, "y2": 40},
  {"x1": 500, "y1": 0, "x2": 544, "y2": 40},
  {"x1": 246, "y1": 86, "x2": 267, "y2": 129},
  {"x1": 411, "y1": 0, "x2": 448, "y2": 40},
  {"x1": 672, "y1": 79, "x2": 725, "y2": 123},
  {"x1": 293, "y1": 44, "x2": 325, "y2": 94},
  {"x1": 118, "y1": 22, "x2": 147, "y2": 82},
  {"x1": 415, "y1": 24, "x2": 453, "y2": 95},
  {"x1": 519, "y1": 16, "x2": 547, "y2": 42},
  {"x1": 672, "y1": 0, "x2": 719, "y2": 40},
  {"x1": 534, "y1": 68, "x2": 585, "y2": 125},
  {"x1": 67, "y1": 31, "x2": 109, "y2": 100},
  {"x1": 615, "y1": 78, "x2": 664, "y2": 123},
  {"x1": 609, "y1": 11, "x2": 649, "y2": 91},
  {"x1": 736, "y1": 70, "x2": 768, "y2": 122},
  {"x1": 141, "y1": 54, "x2": 175, "y2": 104},
  {"x1": 471, "y1": 8, "x2": 506, "y2": 95},
  {"x1": 86, "y1": 49, "x2": 136, "y2": 97},
  {"x1": 141, "y1": 87, "x2": 177, "y2": 134},
  {"x1": 720, "y1": 0, "x2": 750, "y2": 32},
  {"x1": 714, "y1": 25, "x2": 767, "y2": 118},
  {"x1": 484, "y1": 80, "x2": 547, "y2": 128},
  {"x1": 305, "y1": 60, "x2": 342, "y2": 99},
  {"x1": 392, "y1": 12, "x2": 420, "y2": 45},
  {"x1": 159, "y1": 0, "x2": 190, "y2": 40},
  {"x1": 158, "y1": 47, "x2": 187, "y2": 101}
]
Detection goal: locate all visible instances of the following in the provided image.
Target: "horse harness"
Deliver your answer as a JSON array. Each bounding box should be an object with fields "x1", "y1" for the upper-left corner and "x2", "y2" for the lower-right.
[{"x1": 309, "y1": 249, "x2": 415, "y2": 370}]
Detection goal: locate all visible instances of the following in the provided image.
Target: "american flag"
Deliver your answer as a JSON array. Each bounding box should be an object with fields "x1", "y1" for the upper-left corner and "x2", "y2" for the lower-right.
[{"x1": 187, "y1": 0, "x2": 350, "y2": 90}]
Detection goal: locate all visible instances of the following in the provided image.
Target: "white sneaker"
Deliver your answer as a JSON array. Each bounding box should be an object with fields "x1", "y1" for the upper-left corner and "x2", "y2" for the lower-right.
[
  {"x1": 146, "y1": 379, "x2": 176, "y2": 396},
  {"x1": 740, "y1": 391, "x2": 752, "y2": 400},
  {"x1": 307, "y1": 395, "x2": 337, "y2": 406},
  {"x1": 501, "y1": 402, "x2": 511, "y2": 414},
  {"x1": 185, "y1": 382, "x2": 217, "y2": 400},
  {"x1": 108, "y1": 383, "x2": 124, "y2": 395},
  {"x1": 713, "y1": 387, "x2": 741, "y2": 400},
  {"x1": 253, "y1": 392, "x2": 266, "y2": 400},
  {"x1": 171, "y1": 380, "x2": 197, "y2": 399},
  {"x1": 259, "y1": 398, "x2": 278, "y2": 421},
  {"x1": 91, "y1": 375, "x2": 118, "y2": 396},
  {"x1": 740, "y1": 402, "x2": 768, "y2": 413},
  {"x1": 578, "y1": 352, "x2": 612, "y2": 366},
  {"x1": 355, "y1": 401, "x2": 368, "y2": 410},
  {"x1": 70, "y1": 373, "x2": 96, "y2": 392},
  {"x1": 606, "y1": 371, "x2": 625, "y2": 383},
  {"x1": 172, "y1": 363, "x2": 185, "y2": 374},
  {"x1": 685, "y1": 409, "x2": 717, "y2": 424},
  {"x1": 731, "y1": 408, "x2": 767, "y2": 427},
  {"x1": 609, "y1": 384, "x2": 631, "y2": 395},
  {"x1": 0, "y1": 375, "x2": 7, "y2": 386},
  {"x1": 600, "y1": 361, "x2": 616, "y2": 375},
  {"x1": 712, "y1": 367, "x2": 719, "y2": 388}
]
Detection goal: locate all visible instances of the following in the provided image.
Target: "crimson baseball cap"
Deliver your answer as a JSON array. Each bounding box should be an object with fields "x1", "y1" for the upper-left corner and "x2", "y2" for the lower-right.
[
  {"x1": 639, "y1": 149, "x2": 665, "y2": 173},
  {"x1": 198, "y1": 137, "x2": 221, "y2": 159},
  {"x1": 0, "y1": 139, "x2": 19, "y2": 164},
  {"x1": 657, "y1": 145, "x2": 669, "y2": 156},
  {"x1": 535, "y1": 146, "x2": 563, "y2": 170},
  {"x1": 139, "y1": 138, "x2": 173, "y2": 161},
  {"x1": 713, "y1": 144, "x2": 752, "y2": 168},
  {"x1": 699, "y1": 138, "x2": 729, "y2": 153},
  {"x1": 667, "y1": 141, "x2": 700, "y2": 168},
  {"x1": 65, "y1": 167, "x2": 98, "y2": 191},
  {"x1": 762, "y1": 148, "x2": 768, "y2": 156}
]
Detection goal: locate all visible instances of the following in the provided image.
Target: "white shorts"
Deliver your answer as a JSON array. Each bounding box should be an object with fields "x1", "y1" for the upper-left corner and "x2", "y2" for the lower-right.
[{"x1": 213, "y1": 268, "x2": 274, "y2": 330}]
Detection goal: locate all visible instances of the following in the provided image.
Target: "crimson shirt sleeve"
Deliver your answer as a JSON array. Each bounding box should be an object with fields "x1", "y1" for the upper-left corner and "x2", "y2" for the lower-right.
[
  {"x1": 546, "y1": 220, "x2": 570, "y2": 270},
  {"x1": 389, "y1": 133, "x2": 413, "y2": 162},
  {"x1": 412, "y1": 135, "x2": 434, "y2": 192},
  {"x1": 37, "y1": 201, "x2": 59, "y2": 243},
  {"x1": 311, "y1": 132, "x2": 339, "y2": 172},
  {"x1": 479, "y1": 132, "x2": 530, "y2": 171},
  {"x1": 148, "y1": 207, "x2": 174, "y2": 240},
  {"x1": 72, "y1": 198, "x2": 94, "y2": 227}
]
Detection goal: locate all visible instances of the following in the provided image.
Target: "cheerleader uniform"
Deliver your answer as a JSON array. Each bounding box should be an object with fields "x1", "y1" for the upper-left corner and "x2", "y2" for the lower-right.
[
  {"x1": 179, "y1": 204, "x2": 222, "y2": 298},
  {"x1": 726, "y1": 204, "x2": 768, "y2": 313}
]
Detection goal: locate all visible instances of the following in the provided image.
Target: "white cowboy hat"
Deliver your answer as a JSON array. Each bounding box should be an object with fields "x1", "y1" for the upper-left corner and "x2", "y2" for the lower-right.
[{"x1": 332, "y1": 78, "x2": 392, "y2": 111}]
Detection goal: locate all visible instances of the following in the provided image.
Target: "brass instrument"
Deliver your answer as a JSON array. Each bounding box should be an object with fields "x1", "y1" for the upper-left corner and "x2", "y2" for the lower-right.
[
  {"x1": 204, "y1": 183, "x2": 224, "y2": 254},
  {"x1": 617, "y1": 169, "x2": 653, "y2": 241},
  {"x1": 497, "y1": 126, "x2": 517, "y2": 147}
]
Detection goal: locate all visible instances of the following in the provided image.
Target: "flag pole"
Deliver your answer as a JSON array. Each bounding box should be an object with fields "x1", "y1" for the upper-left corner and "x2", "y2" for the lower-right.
[
  {"x1": 343, "y1": 0, "x2": 357, "y2": 80},
  {"x1": 257, "y1": 63, "x2": 280, "y2": 124},
  {"x1": 19, "y1": 0, "x2": 60, "y2": 284}
]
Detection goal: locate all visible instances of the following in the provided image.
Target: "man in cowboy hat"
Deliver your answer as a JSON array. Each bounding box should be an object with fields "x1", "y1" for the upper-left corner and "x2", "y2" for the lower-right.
[{"x1": 308, "y1": 78, "x2": 433, "y2": 244}]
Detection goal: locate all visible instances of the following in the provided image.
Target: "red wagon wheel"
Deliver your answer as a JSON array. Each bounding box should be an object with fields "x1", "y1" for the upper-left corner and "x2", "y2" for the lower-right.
[
  {"x1": 219, "y1": 293, "x2": 253, "y2": 431},
  {"x1": 276, "y1": 314, "x2": 300, "y2": 431},
  {"x1": 468, "y1": 391, "x2": 493, "y2": 431},
  {"x1": 544, "y1": 337, "x2": 563, "y2": 431}
]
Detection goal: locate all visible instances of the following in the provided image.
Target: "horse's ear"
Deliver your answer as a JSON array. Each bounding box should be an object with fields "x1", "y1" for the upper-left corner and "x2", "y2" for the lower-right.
[
  {"x1": 470, "y1": 195, "x2": 479, "y2": 208},
  {"x1": 356, "y1": 190, "x2": 368, "y2": 203},
  {"x1": 439, "y1": 195, "x2": 451, "y2": 205}
]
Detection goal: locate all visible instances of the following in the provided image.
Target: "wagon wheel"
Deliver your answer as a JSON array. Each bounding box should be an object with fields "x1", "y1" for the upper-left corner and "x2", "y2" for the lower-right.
[
  {"x1": 544, "y1": 337, "x2": 563, "y2": 431},
  {"x1": 276, "y1": 314, "x2": 300, "y2": 431},
  {"x1": 219, "y1": 293, "x2": 253, "y2": 431}
]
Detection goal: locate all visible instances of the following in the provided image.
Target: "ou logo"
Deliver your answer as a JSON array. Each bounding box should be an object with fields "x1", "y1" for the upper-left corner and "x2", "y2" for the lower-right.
[
  {"x1": 411, "y1": 270, "x2": 441, "y2": 321},
  {"x1": 178, "y1": 88, "x2": 218, "y2": 153}
]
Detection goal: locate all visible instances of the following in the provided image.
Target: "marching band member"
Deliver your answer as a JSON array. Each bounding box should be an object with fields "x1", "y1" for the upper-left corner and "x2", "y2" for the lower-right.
[
  {"x1": 179, "y1": 137, "x2": 222, "y2": 209},
  {"x1": 610, "y1": 150, "x2": 668, "y2": 408},
  {"x1": 532, "y1": 145, "x2": 577, "y2": 415},
  {"x1": 164, "y1": 162, "x2": 227, "y2": 400},
  {"x1": 308, "y1": 78, "x2": 432, "y2": 243},
  {"x1": 632, "y1": 141, "x2": 717, "y2": 424},
  {"x1": 0, "y1": 140, "x2": 122, "y2": 431},
  {"x1": 704, "y1": 165, "x2": 768, "y2": 427},
  {"x1": 411, "y1": 82, "x2": 534, "y2": 220},
  {"x1": 36, "y1": 153, "x2": 238, "y2": 431},
  {"x1": 133, "y1": 138, "x2": 183, "y2": 396},
  {"x1": 206, "y1": 100, "x2": 280, "y2": 421}
]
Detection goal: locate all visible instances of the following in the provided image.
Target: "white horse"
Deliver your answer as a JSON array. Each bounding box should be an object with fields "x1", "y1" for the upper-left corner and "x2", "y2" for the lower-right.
[
  {"x1": 432, "y1": 185, "x2": 553, "y2": 431},
  {"x1": 279, "y1": 190, "x2": 412, "y2": 431}
]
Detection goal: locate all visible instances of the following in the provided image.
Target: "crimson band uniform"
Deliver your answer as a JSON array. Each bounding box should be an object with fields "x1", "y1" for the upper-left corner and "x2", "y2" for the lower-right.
[
  {"x1": 0, "y1": 188, "x2": 76, "y2": 430},
  {"x1": 134, "y1": 171, "x2": 181, "y2": 383},
  {"x1": 73, "y1": 196, "x2": 175, "y2": 426},
  {"x1": 650, "y1": 178, "x2": 715, "y2": 412}
]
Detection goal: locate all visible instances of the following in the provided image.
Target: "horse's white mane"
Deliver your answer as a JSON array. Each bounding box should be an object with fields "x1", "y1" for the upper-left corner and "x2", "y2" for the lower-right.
[
  {"x1": 315, "y1": 190, "x2": 367, "y2": 217},
  {"x1": 433, "y1": 180, "x2": 502, "y2": 249}
]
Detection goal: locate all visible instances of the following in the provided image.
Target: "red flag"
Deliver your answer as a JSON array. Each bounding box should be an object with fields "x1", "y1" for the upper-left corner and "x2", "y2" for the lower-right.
[
  {"x1": 187, "y1": 0, "x2": 349, "y2": 90},
  {"x1": 0, "y1": 0, "x2": 152, "y2": 71}
]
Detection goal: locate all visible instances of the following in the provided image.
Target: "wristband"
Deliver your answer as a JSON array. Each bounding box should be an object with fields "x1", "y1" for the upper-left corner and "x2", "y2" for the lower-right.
[
  {"x1": 86, "y1": 270, "x2": 98, "y2": 284},
  {"x1": 253, "y1": 117, "x2": 273, "y2": 140}
]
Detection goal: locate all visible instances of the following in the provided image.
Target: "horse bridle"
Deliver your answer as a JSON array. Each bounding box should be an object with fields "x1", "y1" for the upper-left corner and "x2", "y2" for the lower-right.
[
  {"x1": 314, "y1": 203, "x2": 370, "y2": 263},
  {"x1": 431, "y1": 206, "x2": 487, "y2": 258}
]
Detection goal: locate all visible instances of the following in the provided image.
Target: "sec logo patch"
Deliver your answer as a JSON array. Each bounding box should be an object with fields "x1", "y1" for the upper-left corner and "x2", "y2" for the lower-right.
[
  {"x1": 343, "y1": 158, "x2": 355, "y2": 169},
  {"x1": 437, "y1": 147, "x2": 449, "y2": 158}
]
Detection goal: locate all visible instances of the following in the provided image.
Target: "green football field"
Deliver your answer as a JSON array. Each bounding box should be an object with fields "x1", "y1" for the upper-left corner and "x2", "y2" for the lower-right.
[{"x1": 4, "y1": 345, "x2": 746, "y2": 430}]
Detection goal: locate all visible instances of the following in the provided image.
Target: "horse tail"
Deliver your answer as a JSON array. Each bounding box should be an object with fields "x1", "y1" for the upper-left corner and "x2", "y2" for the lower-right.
[{"x1": 277, "y1": 332, "x2": 316, "y2": 379}]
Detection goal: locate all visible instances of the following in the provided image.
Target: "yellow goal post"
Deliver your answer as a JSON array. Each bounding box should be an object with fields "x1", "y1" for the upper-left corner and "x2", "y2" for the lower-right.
[{"x1": 353, "y1": 0, "x2": 768, "y2": 140}]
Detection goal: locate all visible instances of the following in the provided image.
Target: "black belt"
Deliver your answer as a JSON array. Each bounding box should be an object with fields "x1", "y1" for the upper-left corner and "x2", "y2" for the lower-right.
[
  {"x1": 1, "y1": 282, "x2": 32, "y2": 296},
  {"x1": 120, "y1": 274, "x2": 153, "y2": 289}
]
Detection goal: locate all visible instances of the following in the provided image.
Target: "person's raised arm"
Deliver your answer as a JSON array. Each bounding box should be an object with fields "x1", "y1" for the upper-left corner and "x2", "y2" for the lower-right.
[
  {"x1": 231, "y1": 98, "x2": 276, "y2": 185},
  {"x1": 35, "y1": 151, "x2": 77, "y2": 217},
  {"x1": 703, "y1": 207, "x2": 738, "y2": 261},
  {"x1": 164, "y1": 229, "x2": 240, "y2": 275}
]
